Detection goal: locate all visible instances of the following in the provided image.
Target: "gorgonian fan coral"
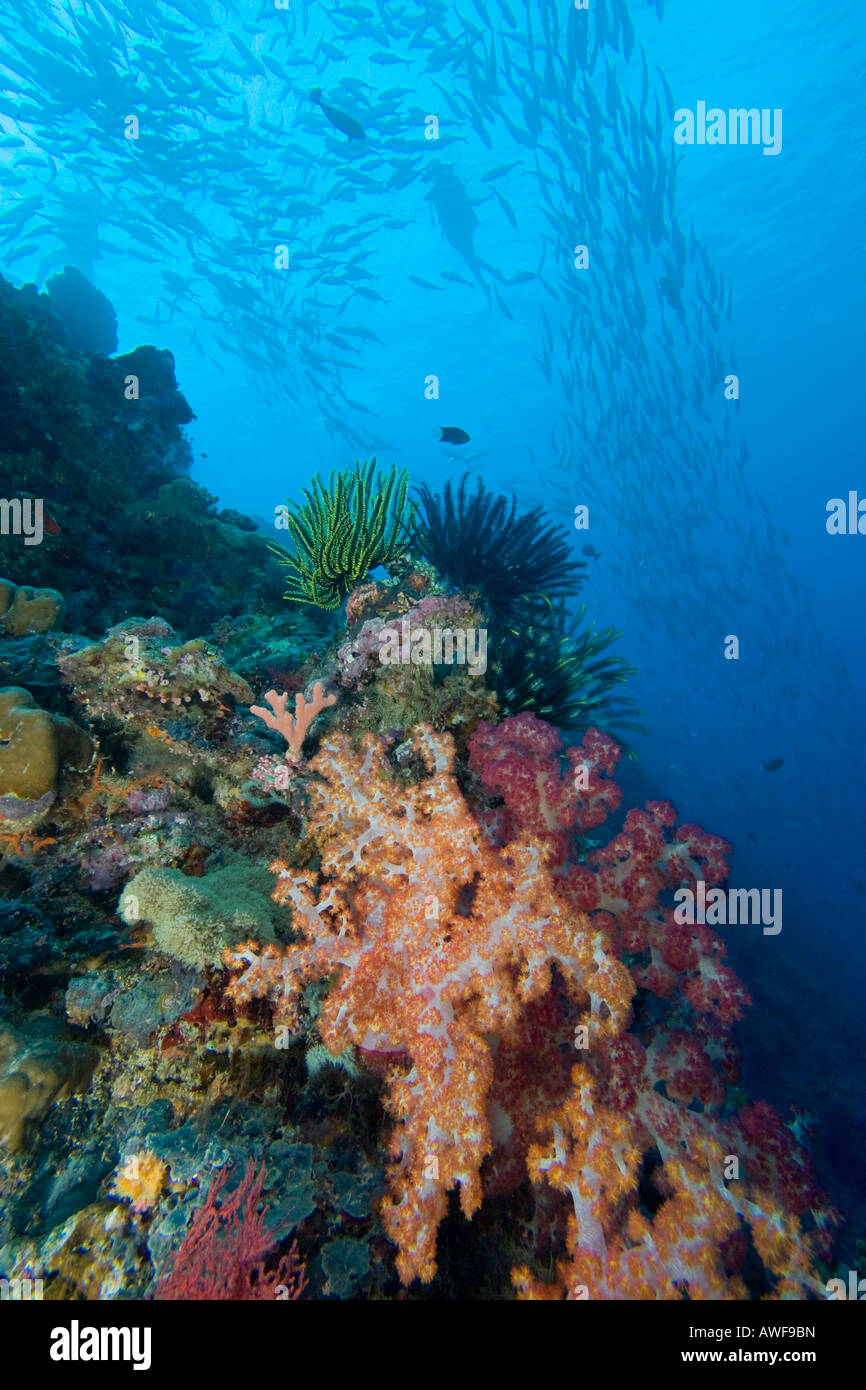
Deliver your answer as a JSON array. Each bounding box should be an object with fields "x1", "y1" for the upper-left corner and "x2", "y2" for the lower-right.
[
  {"x1": 270, "y1": 458, "x2": 411, "y2": 608},
  {"x1": 154, "y1": 1161, "x2": 306, "y2": 1301}
]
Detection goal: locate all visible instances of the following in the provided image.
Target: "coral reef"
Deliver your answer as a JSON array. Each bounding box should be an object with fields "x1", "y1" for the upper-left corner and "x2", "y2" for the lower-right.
[
  {"x1": 411, "y1": 477, "x2": 642, "y2": 739},
  {"x1": 111, "y1": 1150, "x2": 169, "y2": 1214},
  {"x1": 154, "y1": 1161, "x2": 306, "y2": 1300},
  {"x1": 493, "y1": 600, "x2": 646, "y2": 741},
  {"x1": 0, "y1": 272, "x2": 284, "y2": 634},
  {"x1": 333, "y1": 587, "x2": 498, "y2": 750},
  {"x1": 0, "y1": 537, "x2": 842, "y2": 1302},
  {"x1": 220, "y1": 708, "x2": 834, "y2": 1294},
  {"x1": 119, "y1": 478, "x2": 285, "y2": 634},
  {"x1": 512, "y1": 1065, "x2": 828, "y2": 1300},
  {"x1": 0, "y1": 286, "x2": 849, "y2": 1306},
  {"x1": 58, "y1": 618, "x2": 254, "y2": 721},
  {"x1": 336, "y1": 592, "x2": 478, "y2": 689},
  {"x1": 413, "y1": 472, "x2": 586, "y2": 626},
  {"x1": 0, "y1": 1202, "x2": 143, "y2": 1300},
  {"x1": 225, "y1": 723, "x2": 633, "y2": 1284},
  {"x1": 468, "y1": 713, "x2": 749, "y2": 1023},
  {"x1": 45, "y1": 266, "x2": 118, "y2": 355}
]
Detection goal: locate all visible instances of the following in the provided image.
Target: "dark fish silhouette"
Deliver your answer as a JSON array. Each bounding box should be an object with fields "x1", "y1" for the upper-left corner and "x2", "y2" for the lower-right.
[
  {"x1": 423, "y1": 166, "x2": 487, "y2": 282},
  {"x1": 582, "y1": 544, "x2": 601, "y2": 559},
  {"x1": 310, "y1": 88, "x2": 366, "y2": 141},
  {"x1": 409, "y1": 274, "x2": 445, "y2": 292},
  {"x1": 762, "y1": 758, "x2": 784, "y2": 772},
  {"x1": 439, "y1": 426, "x2": 470, "y2": 445},
  {"x1": 481, "y1": 160, "x2": 522, "y2": 182}
]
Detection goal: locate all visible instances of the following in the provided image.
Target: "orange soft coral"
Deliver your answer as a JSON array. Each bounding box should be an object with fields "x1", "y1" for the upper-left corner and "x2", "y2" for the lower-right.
[
  {"x1": 225, "y1": 723, "x2": 633, "y2": 1285},
  {"x1": 514, "y1": 1069, "x2": 826, "y2": 1301},
  {"x1": 112, "y1": 1149, "x2": 169, "y2": 1213}
]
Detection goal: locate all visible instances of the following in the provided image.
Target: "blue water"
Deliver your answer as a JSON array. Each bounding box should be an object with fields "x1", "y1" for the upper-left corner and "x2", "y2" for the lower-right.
[{"x1": 1, "y1": 0, "x2": 864, "y2": 1264}]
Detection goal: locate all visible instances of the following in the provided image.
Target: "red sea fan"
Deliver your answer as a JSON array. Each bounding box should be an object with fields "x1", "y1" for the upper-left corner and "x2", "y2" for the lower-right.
[{"x1": 154, "y1": 1161, "x2": 307, "y2": 1301}]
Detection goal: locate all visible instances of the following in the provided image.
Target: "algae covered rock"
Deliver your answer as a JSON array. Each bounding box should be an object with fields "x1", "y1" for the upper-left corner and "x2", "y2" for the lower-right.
[
  {"x1": 321, "y1": 1236, "x2": 371, "y2": 1299},
  {"x1": 45, "y1": 265, "x2": 118, "y2": 355},
  {"x1": 58, "y1": 617, "x2": 254, "y2": 721},
  {"x1": 120, "y1": 478, "x2": 284, "y2": 634},
  {"x1": 0, "y1": 686, "x2": 93, "y2": 823},
  {"x1": 0, "y1": 1201, "x2": 146, "y2": 1299},
  {"x1": 0, "y1": 901, "x2": 59, "y2": 983},
  {"x1": 0, "y1": 1017, "x2": 98, "y2": 1151},
  {"x1": 119, "y1": 860, "x2": 280, "y2": 970},
  {"x1": 0, "y1": 577, "x2": 65, "y2": 635},
  {"x1": 0, "y1": 632, "x2": 74, "y2": 698},
  {"x1": 108, "y1": 969, "x2": 203, "y2": 1045}
]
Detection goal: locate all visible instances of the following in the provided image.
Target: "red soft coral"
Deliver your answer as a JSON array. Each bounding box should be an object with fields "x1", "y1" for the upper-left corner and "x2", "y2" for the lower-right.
[{"x1": 468, "y1": 714, "x2": 623, "y2": 857}]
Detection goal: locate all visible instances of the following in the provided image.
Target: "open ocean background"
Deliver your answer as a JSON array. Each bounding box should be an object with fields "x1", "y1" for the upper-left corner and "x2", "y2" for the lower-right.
[{"x1": 2, "y1": 0, "x2": 864, "y2": 1237}]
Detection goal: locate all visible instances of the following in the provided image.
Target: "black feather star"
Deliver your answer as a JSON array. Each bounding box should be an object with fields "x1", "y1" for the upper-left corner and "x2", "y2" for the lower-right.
[
  {"x1": 412, "y1": 473, "x2": 586, "y2": 627},
  {"x1": 493, "y1": 601, "x2": 647, "y2": 748}
]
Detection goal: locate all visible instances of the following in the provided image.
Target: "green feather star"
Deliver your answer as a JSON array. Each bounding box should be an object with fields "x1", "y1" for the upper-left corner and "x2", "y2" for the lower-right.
[{"x1": 269, "y1": 459, "x2": 412, "y2": 609}]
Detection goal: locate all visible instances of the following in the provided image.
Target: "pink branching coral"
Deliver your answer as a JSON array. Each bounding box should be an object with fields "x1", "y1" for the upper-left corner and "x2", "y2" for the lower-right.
[
  {"x1": 250, "y1": 680, "x2": 336, "y2": 761},
  {"x1": 154, "y1": 1161, "x2": 306, "y2": 1301}
]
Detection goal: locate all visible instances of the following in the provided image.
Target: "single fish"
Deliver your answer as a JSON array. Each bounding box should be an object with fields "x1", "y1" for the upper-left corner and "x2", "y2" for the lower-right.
[
  {"x1": 229, "y1": 32, "x2": 261, "y2": 70},
  {"x1": 762, "y1": 758, "x2": 784, "y2": 772},
  {"x1": 310, "y1": 88, "x2": 366, "y2": 140},
  {"x1": 494, "y1": 188, "x2": 518, "y2": 228},
  {"x1": 493, "y1": 285, "x2": 514, "y2": 321},
  {"x1": 481, "y1": 160, "x2": 522, "y2": 182},
  {"x1": 352, "y1": 286, "x2": 388, "y2": 303},
  {"x1": 408, "y1": 274, "x2": 445, "y2": 291},
  {"x1": 439, "y1": 427, "x2": 470, "y2": 445},
  {"x1": 582, "y1": 544, "x2": 601, "y2": 559},
  {"x1": 440, "y1": 269, "x2": 473, "y2": 285}
]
